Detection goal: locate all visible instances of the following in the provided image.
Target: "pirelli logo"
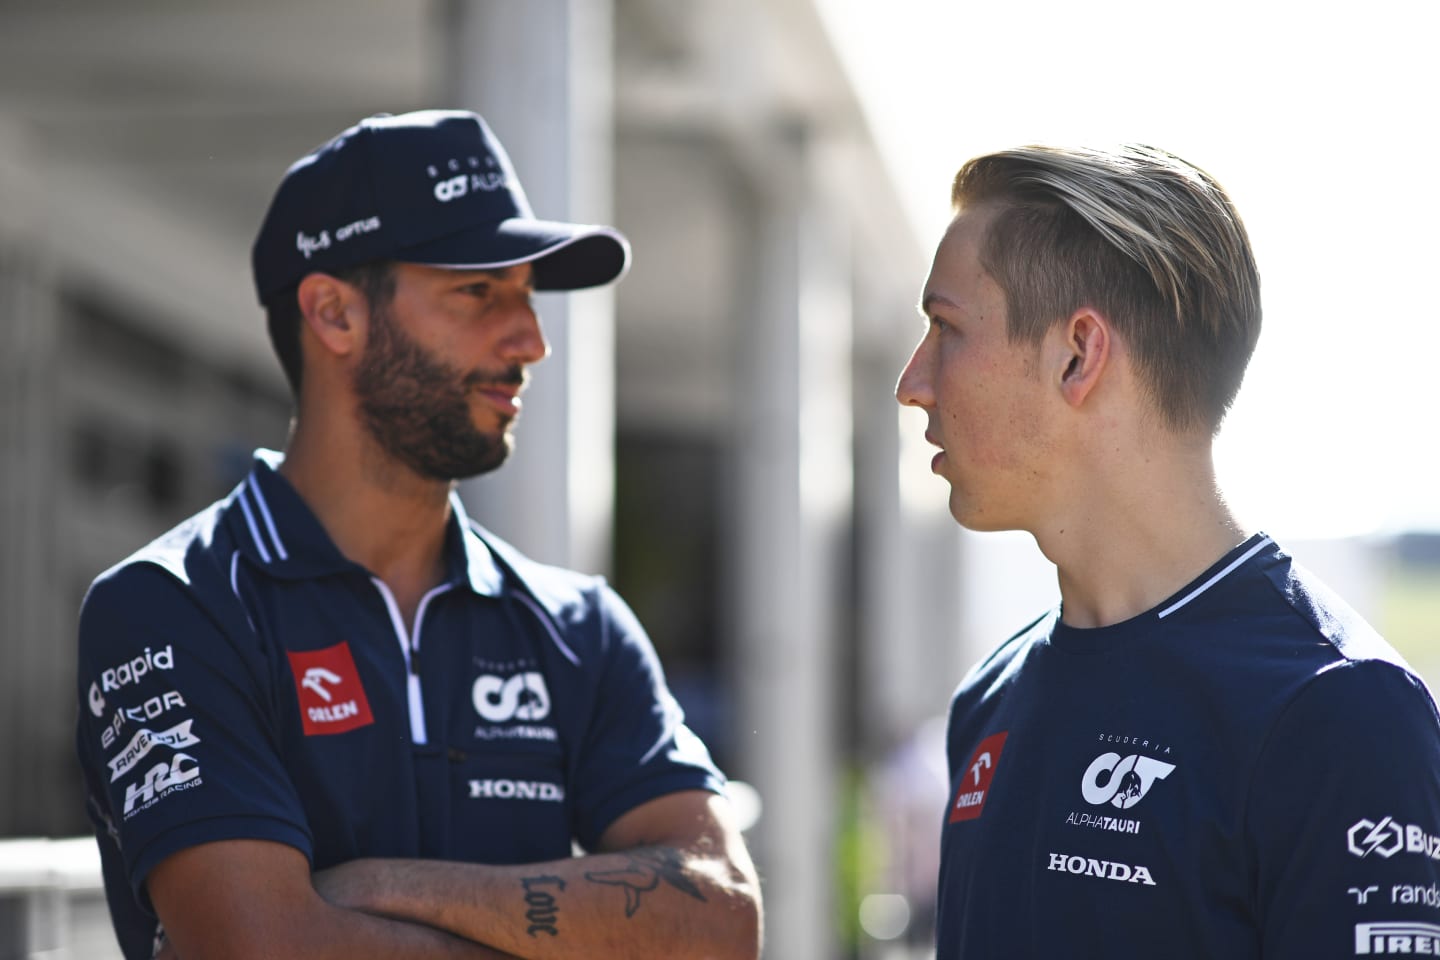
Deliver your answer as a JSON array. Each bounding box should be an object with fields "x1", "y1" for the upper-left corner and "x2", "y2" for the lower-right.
[{"x1": 1356, "y1": 921, "x2": 1440, "y2": 955}]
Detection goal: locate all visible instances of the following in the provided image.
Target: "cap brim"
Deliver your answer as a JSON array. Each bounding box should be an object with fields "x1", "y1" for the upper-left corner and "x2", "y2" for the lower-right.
[{"x1": 397, "y1": 218, "x2": 630, "y2": 291}]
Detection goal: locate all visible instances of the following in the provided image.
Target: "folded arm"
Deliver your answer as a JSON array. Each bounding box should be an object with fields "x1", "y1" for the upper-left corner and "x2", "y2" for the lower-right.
[
  {"x1": 149, "y1": 839, "x2": 518, "y2": 960},
  {"x1": 314, "y1": 790, "x2": 762, "y2": 960}
]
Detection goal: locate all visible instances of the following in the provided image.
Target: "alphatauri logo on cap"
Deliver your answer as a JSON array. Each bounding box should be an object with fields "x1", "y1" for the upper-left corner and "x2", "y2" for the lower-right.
[{"x1": 287, "y1": 643, "x2": 374, "y2": 736}]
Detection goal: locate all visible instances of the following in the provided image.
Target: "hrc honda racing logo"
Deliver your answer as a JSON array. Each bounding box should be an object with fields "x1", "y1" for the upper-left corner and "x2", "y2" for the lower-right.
[
  {"x1": 1348, "y1": 816, "x2": 1440, "y2": 861},
  {"x1": 123, "y1": 752, "x2": 202, "y2": 819},
  {"x1": 286, "y1": 643, "x2": 375, "y2": 736}
]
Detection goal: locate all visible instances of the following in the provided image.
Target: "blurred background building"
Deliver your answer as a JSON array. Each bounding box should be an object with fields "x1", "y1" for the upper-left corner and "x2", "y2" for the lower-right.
[{"x1": 1, "y1": 2, "x2": 1436, "y2": 959}]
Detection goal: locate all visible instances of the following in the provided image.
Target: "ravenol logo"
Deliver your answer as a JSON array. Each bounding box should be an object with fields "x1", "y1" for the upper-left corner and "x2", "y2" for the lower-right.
[{"x1": 1081, "y1": 753, "x2": 1175, "y2": 810}]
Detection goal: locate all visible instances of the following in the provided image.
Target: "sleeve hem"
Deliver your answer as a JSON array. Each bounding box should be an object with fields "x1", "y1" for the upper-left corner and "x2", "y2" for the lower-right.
[
  {"x1": 130, "y1": 814, "x2": 313, "y2": 912},
  {"x1": 580, "y1": 770, "x2": 727, "y2": 851}
]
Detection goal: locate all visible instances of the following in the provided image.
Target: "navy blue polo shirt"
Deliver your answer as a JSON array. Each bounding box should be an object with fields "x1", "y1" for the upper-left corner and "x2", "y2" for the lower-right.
[
  {"x1": 936, "y1": 534, "x2": 1440, "y2": 958},
  {"x1": 75, "y1": 450, "x2": 724, "y2": 960}
]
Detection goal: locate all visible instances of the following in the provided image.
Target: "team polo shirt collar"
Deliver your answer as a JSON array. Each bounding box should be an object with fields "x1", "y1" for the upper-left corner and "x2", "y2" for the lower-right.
[{"x1": 230, "y1": 449, "x2": 503, "y2": 596}]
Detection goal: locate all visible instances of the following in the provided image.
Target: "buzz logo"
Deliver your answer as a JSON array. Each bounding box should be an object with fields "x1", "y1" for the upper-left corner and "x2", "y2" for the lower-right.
[
  {"x1": 1081, "y1": 752, "x2": 1175, "y2": 810},
  {"x1": 1348, "y1": 817, "x2": 1440, "y2": 861},
  {"x1": 88, "y1": 682, "x2": 105, "y2": 718},
  {"x1": 472, "y1": 672, "x2": 551, "y2": 724},
  {"x1": 123, "y1": 752, "x2": 201, "y2": 818}
]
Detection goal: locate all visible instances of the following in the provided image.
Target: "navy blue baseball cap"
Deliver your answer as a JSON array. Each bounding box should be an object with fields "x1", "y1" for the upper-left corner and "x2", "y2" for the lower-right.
[{"x1": 252, "y1": 109, "x2": 631, "y2": 304}]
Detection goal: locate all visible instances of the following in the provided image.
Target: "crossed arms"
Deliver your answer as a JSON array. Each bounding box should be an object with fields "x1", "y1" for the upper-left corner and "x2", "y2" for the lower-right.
[{"x1": 149, "y1": 790, "x2": 761, "y2": 960}]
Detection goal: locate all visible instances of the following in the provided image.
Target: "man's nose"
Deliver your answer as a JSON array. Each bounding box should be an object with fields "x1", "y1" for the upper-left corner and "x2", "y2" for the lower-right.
[
  {"x1": 500, "y1": 303, "x2": 550, "y2": 366},
  {"x1": 895, "y1": 336, "x2": 934, "y2": 408}
]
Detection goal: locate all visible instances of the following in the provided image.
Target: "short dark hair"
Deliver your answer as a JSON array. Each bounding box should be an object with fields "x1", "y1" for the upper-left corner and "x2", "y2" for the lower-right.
[
  {"x1": 952, "y1": 145, "x2": 1262, "y2": 433},
  {"x1": 263, "y1": 261, "x2": 396, "y2": 396}
]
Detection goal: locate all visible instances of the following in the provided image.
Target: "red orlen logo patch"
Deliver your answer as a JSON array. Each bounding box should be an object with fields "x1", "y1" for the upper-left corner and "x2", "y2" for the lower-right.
[
  {"x1": 950, "y1": 731, "x2": 1009, "y2": 823},
  {"x1": 286, "y1": 643, "x2": 375, "y2": 736}
]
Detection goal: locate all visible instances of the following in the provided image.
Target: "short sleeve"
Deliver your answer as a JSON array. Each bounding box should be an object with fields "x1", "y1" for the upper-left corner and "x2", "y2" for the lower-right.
[
  {"x1": 567, "y1": 582, "x2": 725, "y2": 849},
  {"x1": 1247, "y1": 659, "x2": 1440, "y2": 957},
  {"x1": 75, "y1": 562, "x2": 312, "y2": 915}
]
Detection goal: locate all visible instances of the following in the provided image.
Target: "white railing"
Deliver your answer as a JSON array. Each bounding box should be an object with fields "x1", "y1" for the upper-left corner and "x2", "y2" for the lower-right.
[{"x1": 0, "y1": 838, "x2": 120, "y2": 960}]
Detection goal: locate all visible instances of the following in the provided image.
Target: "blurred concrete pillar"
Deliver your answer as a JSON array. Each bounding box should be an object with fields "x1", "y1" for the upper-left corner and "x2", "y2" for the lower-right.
[
  {"x1": 733, "y1": 120, "x2": 849, "y2": 960},
  {"x1": 443, "y1": 0, "x2": 617, "y2": 575},
  {"x1": 0, "y1": 243, "x2": 61, "y2": 835}
]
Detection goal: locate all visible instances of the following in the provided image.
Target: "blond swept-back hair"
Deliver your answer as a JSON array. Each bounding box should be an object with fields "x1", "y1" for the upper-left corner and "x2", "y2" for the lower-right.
[{"x1": 952, "y1": 145, "x2": 1261, "y2": 433}]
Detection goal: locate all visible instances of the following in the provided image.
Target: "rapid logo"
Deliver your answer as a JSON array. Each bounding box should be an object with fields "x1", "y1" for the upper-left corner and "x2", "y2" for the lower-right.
[
  {"x1": 123, "y1": 752, "x2": 201, "y2": 818},
  {"x1": 1046, "y1": 852, "x2": 1157, "y2": 886},
  {"x1": 1082, "y1": 752, "x2": 1176, "y2": 809},
  {"x1": 286, "y1": 643, "x2": 375, "y2": 736},
  {"x1": 107, "y1": 719, "x2": 200, "y2": 782},
  {"x1": 472, "y1": 672, "x2": 551, "y2": 723},
  {"x1": 94, "y1": 645, "x2": 176, "y2": 701},
  {"x1": 1348, "y1": 817, "x2": 1440, "y2": 861},
  {"x1": 950, "y1": 731, "x2": 1009, "y2": 823},
  {"x1": 1354, "y1": 921, "x2": 1440, "y2": 955}
]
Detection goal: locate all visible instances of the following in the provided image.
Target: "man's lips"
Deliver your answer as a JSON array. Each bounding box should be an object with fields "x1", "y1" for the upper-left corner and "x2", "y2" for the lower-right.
[{"x1": 474, "y1": 384, "x2": 523, "y2": 417}]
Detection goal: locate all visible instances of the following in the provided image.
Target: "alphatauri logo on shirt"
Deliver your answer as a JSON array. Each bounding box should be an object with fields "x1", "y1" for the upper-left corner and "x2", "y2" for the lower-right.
[
  {"x1": 950, "y1": 731, "x2": 1009, "y2": 823},
  {"x1": 1081, "y1": 752, "x2": 1175, "y2": 810},
  {"x1": 286, "y1": 643, "x2": 375, "y2": 736}
]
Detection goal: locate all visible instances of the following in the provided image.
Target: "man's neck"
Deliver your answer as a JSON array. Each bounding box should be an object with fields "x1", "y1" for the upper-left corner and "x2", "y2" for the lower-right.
[
  {"x1": 1033, "y1": 445, "x2": 1249, "y2": 629},
  {"x1": 279, "y1": 418, "x2": 452, "y2": 628}
]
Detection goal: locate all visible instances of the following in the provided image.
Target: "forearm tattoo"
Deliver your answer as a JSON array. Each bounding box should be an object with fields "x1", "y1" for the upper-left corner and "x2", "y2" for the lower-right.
[
  {"x1": 521, "y1": 875, "x2": 565, "y2": 937},
  {"x1": 584, "y1": 847, "x2": 708, "y2": 919}
]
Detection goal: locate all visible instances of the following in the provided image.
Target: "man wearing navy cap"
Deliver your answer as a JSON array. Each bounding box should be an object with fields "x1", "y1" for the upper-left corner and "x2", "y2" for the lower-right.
[{"x1": 75, "y1": 110, "x2": 761, "y2": 960}]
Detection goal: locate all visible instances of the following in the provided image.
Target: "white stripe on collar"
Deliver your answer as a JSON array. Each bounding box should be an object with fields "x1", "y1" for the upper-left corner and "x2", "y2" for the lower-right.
[
  {"x1": 1157, "y1": 536, "x2": 1273, "y2": 620},
  {"x1": 237, "y1": 482, "x2": 273, "y2": 565},
  {"x1": 247, "y1": 471, "x2": 289, "y2": 561}
]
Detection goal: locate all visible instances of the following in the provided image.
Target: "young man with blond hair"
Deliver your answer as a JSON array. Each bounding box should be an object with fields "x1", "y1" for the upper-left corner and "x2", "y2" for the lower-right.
[{"x1": 898, "y1": 145, "x2": 1440, "y2": 957}]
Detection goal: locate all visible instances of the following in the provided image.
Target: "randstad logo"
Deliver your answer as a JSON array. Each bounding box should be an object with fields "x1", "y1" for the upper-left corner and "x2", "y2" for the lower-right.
[
  {"x1": 1081, "y1": 752, "x2": 1175, "y2": 810},
  {"x1": 472, "y1": 672, "x2": 551, "y2": 723}
]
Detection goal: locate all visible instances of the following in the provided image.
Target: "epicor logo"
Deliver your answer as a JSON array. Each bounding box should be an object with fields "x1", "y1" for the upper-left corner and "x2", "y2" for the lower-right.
[
  {"x1": 101, "y1": 690, "x2": 187, "y2": 750},
  {"x1": 472, "y1": 672, "x2": 551, "y2": 723},
  {"x1": 1081, "y1": 752, "x2": 1176, "y2": 810},
  {"x1": 123, "y1": 752, "x2": 201, "y2": 817},
  {"x1": 1348, "y1": 817, "x2": 1440, "y2": 861}
]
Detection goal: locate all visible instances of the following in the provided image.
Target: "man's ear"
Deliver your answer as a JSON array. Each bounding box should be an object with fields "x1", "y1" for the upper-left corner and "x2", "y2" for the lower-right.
[
  {"x1": 1054, "y1": 308, "x2": 1111, "y2": 410},
  {"x1": 296, "y1": 273, "x2": 366, "y2": 360}
]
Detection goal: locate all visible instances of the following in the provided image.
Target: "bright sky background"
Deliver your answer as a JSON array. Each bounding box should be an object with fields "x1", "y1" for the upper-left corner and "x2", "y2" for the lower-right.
[{"x1": 817, "y1": 0, "x2": 1440, "y2": 538}]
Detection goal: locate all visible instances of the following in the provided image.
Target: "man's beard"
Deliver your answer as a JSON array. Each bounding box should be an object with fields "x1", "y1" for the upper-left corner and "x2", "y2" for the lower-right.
[{"x1": 353, "y1": 304, "x2": 523, "y2": 482}]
